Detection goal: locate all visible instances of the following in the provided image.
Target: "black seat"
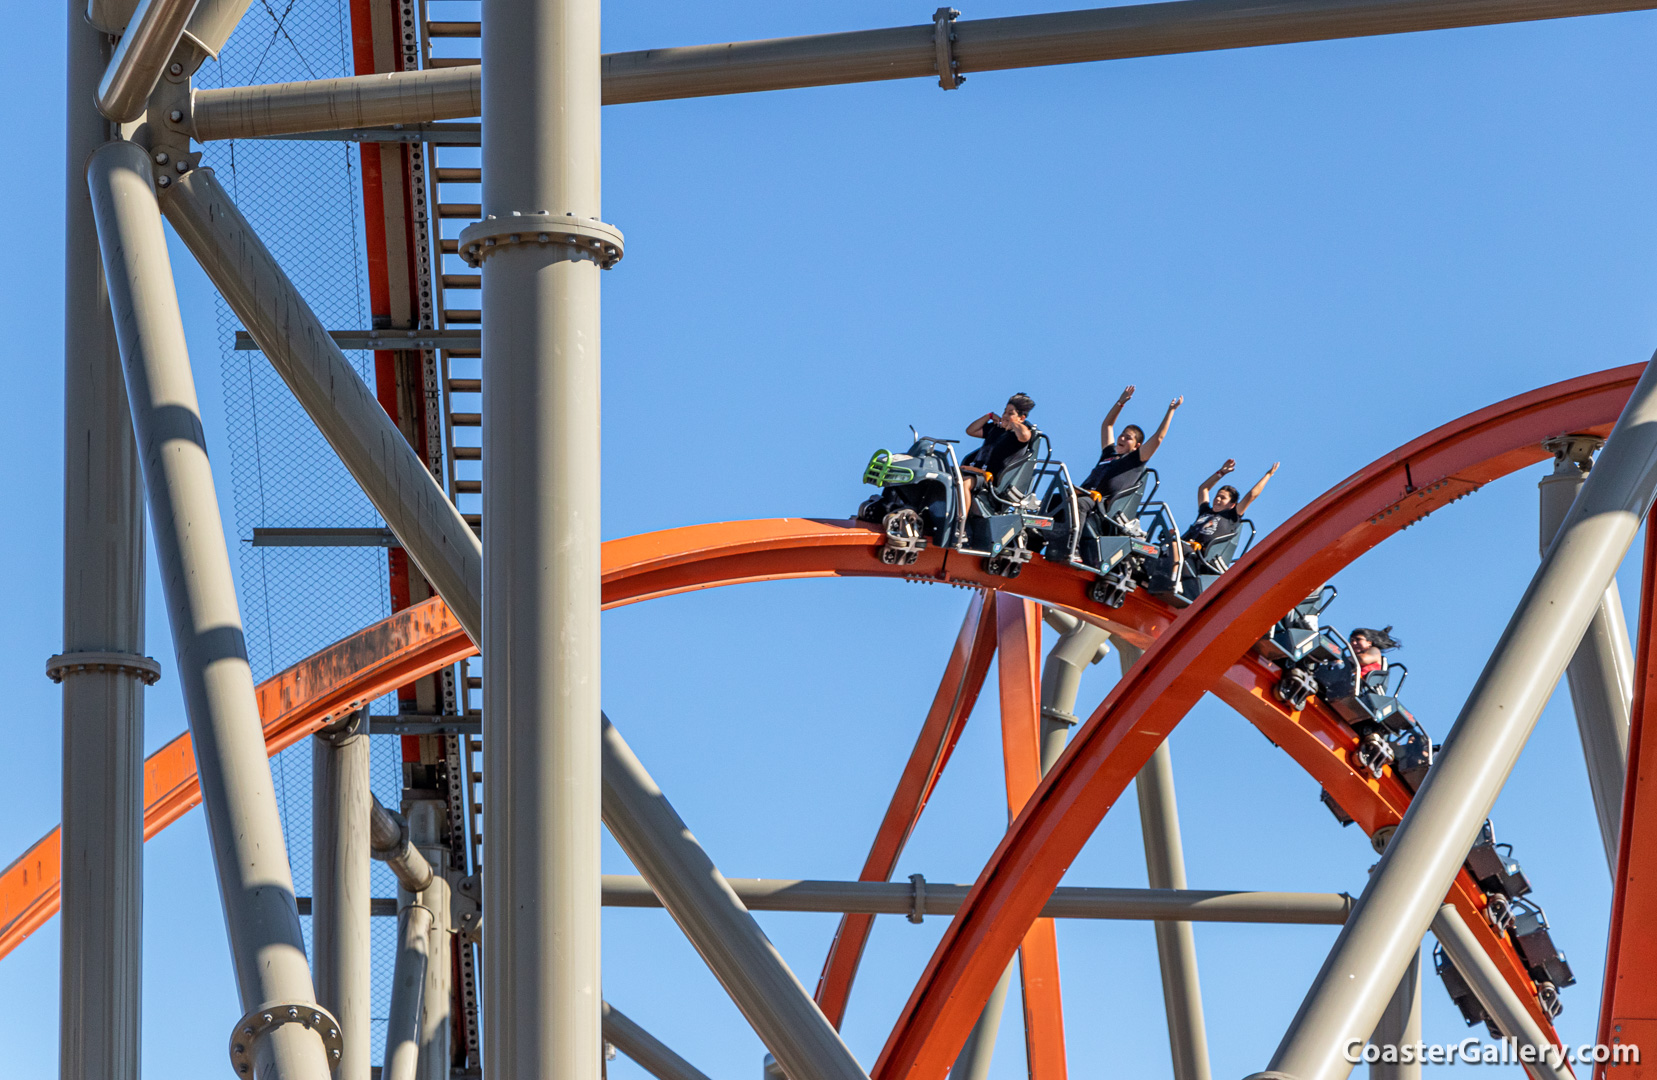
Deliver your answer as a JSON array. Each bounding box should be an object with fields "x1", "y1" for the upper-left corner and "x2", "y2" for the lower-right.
[{"x1": 976, "y1": 432, "x2": 1046, "y2": 514}]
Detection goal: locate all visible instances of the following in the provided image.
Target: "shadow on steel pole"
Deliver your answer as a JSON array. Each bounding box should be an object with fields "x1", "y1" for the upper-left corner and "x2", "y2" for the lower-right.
[
  {"x1": 59, "y1": 10, "x2": 148, "y2": 1080},
  {"x1": 88, "y1": 138, "x2": 334, "y2": 1080},
  {"x1": 1252, "y1": 354, "x2": 1657, "y2": 1080}
]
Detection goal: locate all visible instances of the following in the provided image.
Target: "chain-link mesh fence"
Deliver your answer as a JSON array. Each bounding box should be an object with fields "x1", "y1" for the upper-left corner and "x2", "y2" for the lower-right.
[{"x1": 197, "y1": 0, "x2": 408, "y2": 1052}]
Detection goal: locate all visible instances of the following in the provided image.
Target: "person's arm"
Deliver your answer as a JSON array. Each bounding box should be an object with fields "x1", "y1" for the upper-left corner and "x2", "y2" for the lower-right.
[
  {"x1": 1140, "y1": 395, "x2": 1183, "y2": 461},
  {"x1": 1199, "y1": 459, "x2": 1235, "y2": 506},
  {"x1": 1237, "y1": 462, "x2": 1280, "y2": 514},
  {"x1": 1100, "y1": 385, "x2": 1134, "y2": 449},
  {"x1": 965, "y1": 412, "x2": 997, "y2": 438},
  {"x1": 999, "y1": 414, "x2": 1033, "y2": 443}
]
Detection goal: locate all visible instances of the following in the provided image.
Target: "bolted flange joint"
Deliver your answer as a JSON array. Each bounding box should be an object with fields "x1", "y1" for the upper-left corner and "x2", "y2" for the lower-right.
[
  {"x1": 46, "y1": 651, "x2": 161, "y2": 686},
  {"x1": 228, "y1": 1000, "x2": 344, "y2": 1075},
  {"x1": 908, "y1": 873, "x2": 927, "y2": 924},
  {"x1": 456, "y1": 213, "x2": 624, "y2": 270}
]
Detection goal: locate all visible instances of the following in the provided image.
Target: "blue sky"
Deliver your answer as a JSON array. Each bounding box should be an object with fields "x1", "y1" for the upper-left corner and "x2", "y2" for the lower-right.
[{"x1": 5, "y1": 1, "x2": 1657, "y2": 1077}]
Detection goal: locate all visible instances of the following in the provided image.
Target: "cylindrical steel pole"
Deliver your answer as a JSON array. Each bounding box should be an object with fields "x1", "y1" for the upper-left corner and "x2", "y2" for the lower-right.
[
  {"x1": 369, "y1": 795, "x2": 435, "y2": 896},
  {"x1": 1538, "y1": 436, "x2": 1633, "y2": 871},
  {"x1": 383, "y1": 903, "x2": 434, "y2": 1080},
  {"x1": 1119, "y1": 642, "x2": 1213, "y2": 1080},
  {"x1": 1429, "y1": 907, "x2": 1569, "y2": 1080},
  {"x1": 95, "y1": 0, "x2": 202, "y2": 122},
  {"x1": 1037, "y1": 611, "x2": 1111, "y2": 770},
  {"x1": 160, "y1": 168, "x2": 482, "y2": 643},
  {"x1": 951, "y1": 966, "x2": 1015, "y2": 1080},
  {"x1": 602, "y1": 1002, "x2": 715, "y2": 1080},
  {"x1": 479, "y1": 0, "x2": 607, "y2": 1074},
  {"x1": 1255, "y1": 357, "x2": 1657, "y2": 1080},
  {"x1": 1366, "y1": 948, "x2": 1419, "y2": 1080},
  {"x1": 405, "y1": 800, "x2": 451, "y2": 1080},
  {"x1": 312, "y1": 715, "x2": 372, "y2": 1080},
  {"x1": 954, "y1": 611, "x2": 1109, "y2": 1080},
  {"x1": 87, "y1": 138, "x2": 333, "y2": 1080},
  {"x1": 600, "y1": 716, "x2": 868, "y2": 1080},
  {"x1": 59, "y1": 10, "x2": 147, "y2": 1080}
]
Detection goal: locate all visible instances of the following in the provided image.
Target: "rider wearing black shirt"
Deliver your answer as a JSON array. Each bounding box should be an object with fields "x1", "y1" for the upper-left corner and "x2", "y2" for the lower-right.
[
  {"x1": 1167, "y1": 458, "x2": 1279, "y2": 589},
  {"x1": 959, "y1": 394, "x2": 1036, "y2": 532},
  {"x1": 1077, "y1": 386, "x2": 1183, "y2": 523}
]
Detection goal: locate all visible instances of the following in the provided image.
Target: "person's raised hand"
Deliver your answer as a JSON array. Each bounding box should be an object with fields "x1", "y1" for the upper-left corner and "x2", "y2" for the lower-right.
[
  {"x1": 1118, "y1": 385, "x2": 1135, "y2": 404},
  {"x1": 1268, "y1": 461, "x2": 1281, "y2": 474},
  {"x1": 1169, "y1": 395, "x2": 1184, "y2": 410},
  {"x1": 1220, "y1": 459, "x2": 1236, "y2": 474}
]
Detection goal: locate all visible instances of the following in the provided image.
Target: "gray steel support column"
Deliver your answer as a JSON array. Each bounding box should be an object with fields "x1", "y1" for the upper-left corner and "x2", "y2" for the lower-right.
[
  {"x1": 479, "y1": 0, "x2": 606, "y2": 1075},
  {"x1": 1538, "y1": 436, "x2": 1633, "y2": 870},
  {"x1": 1429, "y1": 907, "x2": 1569, "y2": 1080},
  {"x1": 383, "y1": 903, "x2": 433, "y2": 1080},
  {"x1": 312, "y1": 714, "x2": 372, "y2": 1080},
  {"x1": 1119, "y1": 642, "x2": 1212, "y2": 1080},
  {"x1": 87, "y1": 138, "x2": 332, "y2": 1080},
  {"x1": 96, "y1": 0, "x2": 201, "y2": 122},
  {"x1": 950, "y1": 965, "x2": 1015, "y2": 1080},
  {"x1": 406, "y1": 800, "x2": 451, "y2": 1080},
  {"x1": 600, "y1": 716, "x2": 869, "y2": 1080},
  {"x1": 602, "y1": 1002, "x2": 715, "y2": 1080},
  {"x1": 1254, "y1": 356, "x2": 1657, "y2": 1080},
  {"x1": 160, "y1": 169, "x2": 481, "y2": 642},
  {"x1": 1365, "y1": 949, "x2": 1419, "y2": 1080},
  {"x1": 954, "y1": 612, "x2": 1112, "y2": 1080},
  {"x1": 59, "y1": 11, "x2": 146, "y2": 1080}
]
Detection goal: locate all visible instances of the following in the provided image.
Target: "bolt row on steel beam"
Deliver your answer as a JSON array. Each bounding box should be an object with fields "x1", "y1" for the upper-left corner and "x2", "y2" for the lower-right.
[{"x1": 185, "y1": 0, "x2": 1657, "y2": 142}]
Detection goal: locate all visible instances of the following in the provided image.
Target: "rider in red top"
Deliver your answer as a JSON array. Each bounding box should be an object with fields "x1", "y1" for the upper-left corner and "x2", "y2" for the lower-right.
[{"x1": 1349, "y1": 627, "x2": 1400, "y2": 680}]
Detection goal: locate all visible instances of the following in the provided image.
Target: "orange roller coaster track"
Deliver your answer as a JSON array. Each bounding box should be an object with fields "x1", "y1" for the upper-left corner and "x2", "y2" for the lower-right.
[{"x1": 2, "y1": 362, "x2": 1645, "y2": 1070}]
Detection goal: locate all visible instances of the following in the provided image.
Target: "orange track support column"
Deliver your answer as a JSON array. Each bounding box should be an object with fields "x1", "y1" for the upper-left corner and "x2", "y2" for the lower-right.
[
  {"x1": 995, "y1": 595, "x2": 1068, "y2": 1080},
  {"x1": 815, "y1": 591, "x2": 999, "y2": 1027},
  {"x1": 1598, "y1": 524, "x2": 1657, "y2": 1078}
]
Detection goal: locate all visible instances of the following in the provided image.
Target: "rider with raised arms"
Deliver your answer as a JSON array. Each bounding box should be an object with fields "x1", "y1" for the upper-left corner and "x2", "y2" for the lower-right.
[{"x1": 1080, "y1": 385, "x2": 1182, "y2": 502}]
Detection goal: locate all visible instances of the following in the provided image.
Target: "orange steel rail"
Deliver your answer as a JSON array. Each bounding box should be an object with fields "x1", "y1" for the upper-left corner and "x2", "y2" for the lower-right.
[
  {"x1": 3, "y1": 365, "x2": 1636, "y2": 1066},
  {"x1": 0, "y1": 596, "x2": 473, "y2": 961},
  {"x1": 995, "y1": 596, "x2": 1067, "y2": 1080},
  {"x1": 1595, "y1": 519, "x2": 1657, "y2": 1077},
  {"x1": 814, "y1": 590, "x2": 998, "y2": 1027},
  {"x1": 872, "y1": 364, "x2": 1642, "y2": 1080}
]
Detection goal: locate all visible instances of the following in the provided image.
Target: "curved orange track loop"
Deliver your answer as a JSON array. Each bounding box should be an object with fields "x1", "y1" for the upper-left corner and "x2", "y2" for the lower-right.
[
  {"x1": 873, "y1": 364, "x2": 1642, "y2": 1080},
  {"x1": 0, "y1": 366, "x2": 1633, "y2": 1063},
  {"x1": 814, "y1": 590, "x2": 998, "y2": 1028},
  {"x1": 0, "y1": 597, "x2": 473, "y2": 961}
]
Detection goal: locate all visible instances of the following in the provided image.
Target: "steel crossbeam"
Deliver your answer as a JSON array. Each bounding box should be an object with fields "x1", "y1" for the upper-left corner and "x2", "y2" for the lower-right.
[
  {"x1": 158, "y1": 169, "x2": 483, "y2": 644},
  {"x1": 601, "y1": 716, "x2": 870, "y2": 1080},
  {"x1": 185, "y1": 0, "x2": 1657, "y2": 141}
]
